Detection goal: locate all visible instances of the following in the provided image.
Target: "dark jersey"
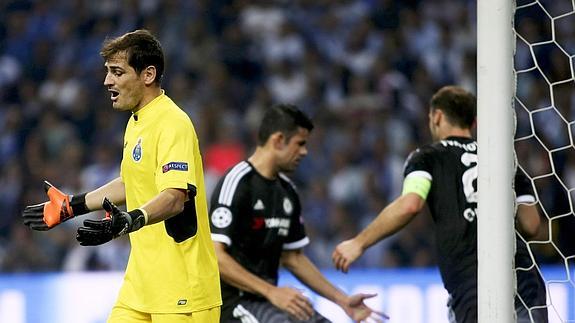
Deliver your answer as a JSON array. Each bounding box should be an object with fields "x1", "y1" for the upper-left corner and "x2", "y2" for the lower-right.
[
  {"x1": 404, "y1": 136, "x2": 546, "y2": 322},
  {"x1": 404, "y1": 136, "x2": 480, "y2": 295},
  {"x1": 209, "y1": 161, "x2": 309, "y2": 320}
]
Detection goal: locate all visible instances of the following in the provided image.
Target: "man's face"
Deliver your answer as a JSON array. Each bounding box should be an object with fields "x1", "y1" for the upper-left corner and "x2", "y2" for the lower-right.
[
  {"x1": 277, "y1": 127, "x2": 310, "y2": 173},
  {"x1": 103, "y1": 52, "x2": 145, "y2": 112}
]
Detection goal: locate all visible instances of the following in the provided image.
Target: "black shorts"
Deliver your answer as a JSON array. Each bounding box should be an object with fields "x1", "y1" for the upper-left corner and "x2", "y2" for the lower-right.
[
  {"x1": 447, "y1": 292, "x2": 477, "y2": 323},
  {"x1": 447, "y1": 270, "x2": 548, "y2": 323},
  {"x1": 515, "y1": 267, "x2": 548, "y2": 323},
  {"x1": 221, "y1": 298, "x2": 330, "y2": 323}
]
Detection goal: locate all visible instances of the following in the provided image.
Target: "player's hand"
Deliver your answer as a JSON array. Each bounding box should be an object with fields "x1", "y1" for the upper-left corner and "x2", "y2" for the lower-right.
[
  {"x1": 342, "y1": 293, "x2": 389, "y2": 322},
  {"x1": 267, "y1": 286, "x2": 314, "y2": 321},
  {"x1": 76, "y1": 198, "x2": 146, "y2": 246},
  {"x1": 332, "y1": 239, "x2": 363, "y2": 273},
  {"x1": 22, "y1": 181, "x2": 76, "y2": 230}
]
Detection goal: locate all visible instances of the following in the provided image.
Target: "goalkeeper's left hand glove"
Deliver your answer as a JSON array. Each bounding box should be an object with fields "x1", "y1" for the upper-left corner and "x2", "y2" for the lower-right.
[
  {"x1": 76, "y1": 198, "x2": 147, "y2": 246},
  {"x1": 23, "y1": 181, "x2": 90, "y2": 231}
]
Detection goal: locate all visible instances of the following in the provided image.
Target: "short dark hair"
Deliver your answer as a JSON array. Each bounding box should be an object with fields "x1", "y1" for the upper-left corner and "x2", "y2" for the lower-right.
[
  {"x1": 257, "y1": 104, "x2": 314, "y2": 145},
  {"x1": 100, "y1": 29, "x2": 164, "y2": 85},
  {"x1": 430, "y1": 86, "x2": 476, "y2": 129}
]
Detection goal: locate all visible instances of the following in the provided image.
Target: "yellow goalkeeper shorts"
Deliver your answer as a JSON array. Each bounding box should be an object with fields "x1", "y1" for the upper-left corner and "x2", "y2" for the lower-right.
[{"x1": 107, "y1": 303, "x2": 220, "y2": 323}]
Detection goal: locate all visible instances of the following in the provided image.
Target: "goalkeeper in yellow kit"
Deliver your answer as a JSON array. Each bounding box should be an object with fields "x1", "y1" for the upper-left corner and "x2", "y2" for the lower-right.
[{"x1": 22, "y1": 29, "x2": 221, "y2": 323}]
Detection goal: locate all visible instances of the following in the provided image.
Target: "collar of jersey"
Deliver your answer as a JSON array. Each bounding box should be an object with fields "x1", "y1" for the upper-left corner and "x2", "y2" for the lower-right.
[
  {"x1": 132, "y1": 90, "x2": 166, "y2": 122},
  {"x1": 246, "y1": 160, "x2": 277, "y2": 183},
  {"x1": 445, "y1": 135, "x2": 474, "y2": 142}
]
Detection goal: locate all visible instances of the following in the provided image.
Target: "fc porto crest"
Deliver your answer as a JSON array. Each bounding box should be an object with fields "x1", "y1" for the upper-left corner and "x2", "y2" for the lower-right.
[{"x1": 132, "y1": 138, "x2": 143, "y2": 162}]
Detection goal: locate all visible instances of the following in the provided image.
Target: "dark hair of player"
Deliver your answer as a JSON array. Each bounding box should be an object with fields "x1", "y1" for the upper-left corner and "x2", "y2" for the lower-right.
[
  {"x1": 100, "y1": 29, "x2": 164, "y2": 85},
  {"x1": 257, "y1": 103, "x2": 314, "y2": 145},
  {"x1": 430, "y1": 86, "x2": 476, "y2": 129}
]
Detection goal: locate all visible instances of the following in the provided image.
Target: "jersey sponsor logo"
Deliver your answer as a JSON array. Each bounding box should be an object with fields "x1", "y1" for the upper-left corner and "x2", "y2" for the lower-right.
[
  {"x1": 211, "y1": 207, "x2": 232, "y2": 228},
  {"x1": 266, "y1": 217, "x2": 290, "y2": 236},
  {"x1": 251, "y1": 216, "x2": 265, "y2": 229},
  {"x1": 283, "y1": 198, "x2": 293, "y2": 215},
  {"x1": 162, "y1": 162, "x2": 189, "y2": 173},
  {"x1": 132, "y1": 138, "x2": 142, "y2": 162},
  {"x1": 253, "y1": 199, "x2": 265, "y2": 210}
]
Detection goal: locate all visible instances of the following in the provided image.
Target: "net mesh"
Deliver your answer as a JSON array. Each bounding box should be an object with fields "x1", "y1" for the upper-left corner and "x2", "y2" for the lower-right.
[{"x1": 514, "y1": 0, "x2": 575, "y2": 321}]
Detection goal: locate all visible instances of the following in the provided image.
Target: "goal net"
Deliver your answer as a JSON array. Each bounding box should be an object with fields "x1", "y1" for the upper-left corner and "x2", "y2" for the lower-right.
[{"x1": 513, "y1": 0, "x2": 575, "y2": 322}]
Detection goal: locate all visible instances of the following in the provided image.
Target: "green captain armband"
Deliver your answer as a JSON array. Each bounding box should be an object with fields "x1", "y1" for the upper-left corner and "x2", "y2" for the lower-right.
[{"x1": 401, "y1": 174, "x2": 432, "y2": 199}]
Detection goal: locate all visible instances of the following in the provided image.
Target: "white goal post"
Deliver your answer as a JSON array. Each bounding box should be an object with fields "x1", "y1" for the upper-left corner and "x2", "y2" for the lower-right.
[{"x1": 477, "y1": 0, "x2": 516, "y2": 322}]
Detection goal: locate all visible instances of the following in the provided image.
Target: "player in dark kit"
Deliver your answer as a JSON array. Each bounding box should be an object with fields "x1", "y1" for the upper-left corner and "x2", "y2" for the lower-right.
[
  {"x1": 209, "y1": 104, "x2": 386, "y2": 322},
  {"x1": 332, "y1": 86, "x2": 547, "y2": 323}
]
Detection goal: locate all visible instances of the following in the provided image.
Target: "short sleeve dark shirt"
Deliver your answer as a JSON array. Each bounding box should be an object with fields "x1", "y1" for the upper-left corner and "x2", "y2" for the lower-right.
[{"x1": 209, "y1": 161, "x2": 309, "y2": 302}]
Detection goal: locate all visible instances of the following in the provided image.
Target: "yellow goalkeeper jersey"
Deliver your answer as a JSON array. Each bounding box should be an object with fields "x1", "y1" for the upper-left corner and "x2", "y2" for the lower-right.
[{"x1": 118, "y1": 91, "x2": 221, "y2": 313}]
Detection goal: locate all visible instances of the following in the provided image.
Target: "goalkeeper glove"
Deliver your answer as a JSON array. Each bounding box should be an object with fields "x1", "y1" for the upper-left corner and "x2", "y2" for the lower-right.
[
  {"x1": 22, "y1": 181, "x2": 90, "y2": 230},
  {"x1": 76, "y1": 197, "x2": 147, "y2": 246}
]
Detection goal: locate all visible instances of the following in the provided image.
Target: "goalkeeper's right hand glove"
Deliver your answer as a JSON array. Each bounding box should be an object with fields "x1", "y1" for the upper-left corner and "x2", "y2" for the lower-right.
[
  {"x1": 22, "y1": 181, "x2": 90, "y2": 231},
  {"x1": 76, "y1": 198, "x2": 146, "y2": 246}
]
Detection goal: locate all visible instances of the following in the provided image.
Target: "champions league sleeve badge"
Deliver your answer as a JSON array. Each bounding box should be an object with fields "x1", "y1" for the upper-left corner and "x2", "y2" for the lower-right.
[{"x1": 211, "y1": 207, "x2": 233, "y2": 228}]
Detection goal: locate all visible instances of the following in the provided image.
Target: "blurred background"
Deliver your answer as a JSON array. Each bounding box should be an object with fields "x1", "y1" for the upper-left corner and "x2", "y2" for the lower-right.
[
  {"x1": 0, "y1": 0, "x2": 574, "y2": 321},
  {"x1": 0, "y1": 0, "x2": 575, "y2": 323}
]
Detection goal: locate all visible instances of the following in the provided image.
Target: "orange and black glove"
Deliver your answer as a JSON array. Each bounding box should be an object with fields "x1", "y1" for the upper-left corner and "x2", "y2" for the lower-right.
[
  {"x1": 22, "y1": 181, "x2": 90, "y2": 230},
  {"x1": 76, "y1": 198, "x2": 146, "y2": 246}
]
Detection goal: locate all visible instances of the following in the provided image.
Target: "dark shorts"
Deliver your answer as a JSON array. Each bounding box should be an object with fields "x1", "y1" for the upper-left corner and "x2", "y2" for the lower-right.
[
  {"x1": 447, "y1": 292, "x2": 477, "y2": 323},
  {"x1": 221, "y1": 298, "x2": 330, "y2": 323},
  {"x1": 515, "y1": 267, "x2": 548, "y2": 323},
  {"x1": 448, "y1": 302, "x2": 547, "y2": 323},
  {"x1": 447, "y1": 270, "x2": 548, "y2": 323}
]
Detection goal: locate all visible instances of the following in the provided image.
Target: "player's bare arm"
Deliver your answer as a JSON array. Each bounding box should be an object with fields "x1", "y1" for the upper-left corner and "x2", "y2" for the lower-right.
[
  {"x1": 138, "y1": 188, "x2": 186, "y2": 224},
  {"x1": 281, "y1": 249, "x2": 387, "y2": 322},
  {"x1": 516, "y1": 204, "x2": 542, "y2": 240},
  {"x1": 213, "y1": 242, "x2": 314, "y2": 320},
  {"x1": 84, "y1": 177, "x2": 126, "y2": 210},
  {"x1": 332, "y1": 192, "x2": 425, "y2": 273}
]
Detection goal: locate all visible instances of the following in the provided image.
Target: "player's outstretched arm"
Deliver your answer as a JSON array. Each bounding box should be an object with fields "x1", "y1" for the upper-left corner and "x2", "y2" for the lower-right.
[
  {"x1": 213, "y1": 242, "x2": 314, "y2": 320},
  {"x1": 22, "y1": 181, "x2": 91, "y2": 230},
  {"x1": 77, "y1": 187, "x2": 188, "y2": 246},
  {"x1": 332, "y1": 193, "x2": 425, "y2": 273},
  {"x1": 281, "y1": 249, "x2": 388, "y2": 322},
  {"x1": 23, "y1": 177, "x2": 126, "y2": 231},
  {"x1": 83, "y1": 177, "x2": 126, "y2": 210}
]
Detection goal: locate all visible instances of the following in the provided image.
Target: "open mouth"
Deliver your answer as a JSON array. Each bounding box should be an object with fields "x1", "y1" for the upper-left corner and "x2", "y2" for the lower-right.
[{"x1": 109, "y1": 89, "x2": 119, "y2": 101}]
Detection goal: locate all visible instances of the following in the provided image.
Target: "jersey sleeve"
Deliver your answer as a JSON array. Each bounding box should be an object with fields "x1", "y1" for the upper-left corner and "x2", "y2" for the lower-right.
[
  {"x1": 209, "y1": 164, "x2": 251, "y2": 246},
  {"x1": 515, "y1": 168, "x2": 536, "y2": 204},
  {"x1": 402, "y1": 148, "x2": 433, "y2": 199},
  {"x1": 155, "y1": 118, "x2": 197, "y2": 192},
  {"x1": 282, "y1": 190, "x2": 309, "y2": 250}
]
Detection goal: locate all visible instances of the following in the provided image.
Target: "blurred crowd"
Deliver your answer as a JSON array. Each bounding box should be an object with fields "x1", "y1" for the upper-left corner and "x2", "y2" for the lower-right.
[{"x1": 0, "y1": 0, "x2": 572, "y2": 273}]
